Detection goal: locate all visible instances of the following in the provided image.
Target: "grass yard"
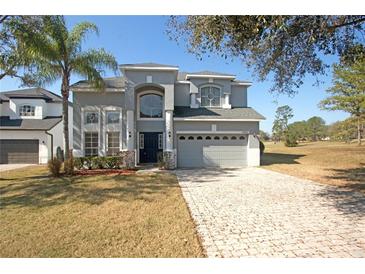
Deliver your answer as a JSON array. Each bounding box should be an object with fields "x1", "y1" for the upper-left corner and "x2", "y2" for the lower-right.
[
  {"x1": 261, "y1": 141, "x2": 365, "y2": 193},
  {"x1": 0, "y1": 166, "x2": 205, "y2": 257}
]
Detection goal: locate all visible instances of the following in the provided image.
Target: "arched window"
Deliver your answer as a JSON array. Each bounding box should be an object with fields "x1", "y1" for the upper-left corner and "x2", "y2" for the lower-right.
[
  {"x1": 214, "y1": 136, "x2": 220, "y2": 140},
  {"x1": 179, "y1": 136, "x2": 185, "y2": 140},
  {"x1": 205, "y1": 136, "x2": 212, "y2": 140},
  {"x1": 197, "y1": 136, "x2": 203, "y2": 140},
  {"x1": 231, "y1": 136, "x2": 237, "y2": 140},
  {"x1": 19, "y1": 105, "x2": 35, "y2": 116},
  {"x1": 139, "y1": 93, "x2": 163, "y2": 118},
  {"x1": 200, "y1": 85, "x2": 221, "y2": 107},
  {"x1": 223, "y1": 136, "x2": 228, "y2": 140},
  {"x1": 239, "y1": 136, "x2": 245, "y2": 140},
  {"x1": 188, "y1": 136, "x2": 194, "y2": 140}
]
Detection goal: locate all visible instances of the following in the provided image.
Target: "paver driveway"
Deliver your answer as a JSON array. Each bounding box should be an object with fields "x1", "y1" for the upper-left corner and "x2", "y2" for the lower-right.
[{"x1": 175, "y1": 167, "x2": 365, "y2": 258}]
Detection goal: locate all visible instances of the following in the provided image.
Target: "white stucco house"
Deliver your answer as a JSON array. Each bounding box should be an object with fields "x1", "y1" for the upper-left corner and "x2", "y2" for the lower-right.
[
  {"x1": 71, "y1": 62, "x2": 265, "y2": 169},
  {"x1": 0, "y1": 88, "x2": 72, "y2": 164}
]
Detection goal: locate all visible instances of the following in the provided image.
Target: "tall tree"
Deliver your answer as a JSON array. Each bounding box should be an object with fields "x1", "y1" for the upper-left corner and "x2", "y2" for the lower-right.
[
  {"x1": 319, "y1": 58, "x2": 365, "y2": 145},
  {"x1": 167, "y1": 16, "x2": 365, "y2": 95},
  {"x1": 306, "y1": 116, "x2": 326, "y2": 141},
  {"x1": 272, "y1": 105, "x2": 294, "y2": 142},
  {"x1": 0, "y1": 15, "x2": 43, "y2": 83},
  {"x1": 15, "y1": 16, "x2": 118, "y2": 158}
]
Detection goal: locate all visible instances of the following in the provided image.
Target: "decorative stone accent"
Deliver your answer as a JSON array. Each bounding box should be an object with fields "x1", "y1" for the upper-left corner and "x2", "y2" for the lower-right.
[
  {"x1": 118, "y1": 150, "x2": 136, "y2": 169},
  {"x1": 163, "y1": 150, "x2": 176, "y2": 170}
]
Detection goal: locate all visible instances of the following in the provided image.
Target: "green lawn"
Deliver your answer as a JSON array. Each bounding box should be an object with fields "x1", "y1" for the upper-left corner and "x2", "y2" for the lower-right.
[
  {"x1": 262, "y1": 141, "x2": 365, "y2": 193},
  {"x1": 0, "y1": 166, "x2": 205, "y2": 257}
]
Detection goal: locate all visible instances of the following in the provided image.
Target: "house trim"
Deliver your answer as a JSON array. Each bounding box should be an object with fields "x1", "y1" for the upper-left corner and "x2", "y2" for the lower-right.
[
  {"x1": 173, "y1": 118, "x2": 264, "y2": 122},
  {"x1": 185, "y1": 74, "x2": 235, "y2": 80},
  {"x1": 176, "y1": 130, "x2": 250, "y2": 135},
  {"x1": 121, "y1": 66, "x2": 179, "y2": 71}
]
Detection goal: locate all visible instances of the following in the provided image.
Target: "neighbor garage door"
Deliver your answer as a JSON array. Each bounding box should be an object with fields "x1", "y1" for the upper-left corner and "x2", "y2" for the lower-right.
[
  {"x1": 0, "y1": 139, "x2": 39, "y2": 164},
  {"x1": 177, "y1": 134, "x2": 247, "y2": 168}
]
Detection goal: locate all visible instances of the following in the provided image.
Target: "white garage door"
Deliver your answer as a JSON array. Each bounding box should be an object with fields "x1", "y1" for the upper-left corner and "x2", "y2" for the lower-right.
[{"x1": 177, "y1": 134, "x2": 247, "y2": 168}]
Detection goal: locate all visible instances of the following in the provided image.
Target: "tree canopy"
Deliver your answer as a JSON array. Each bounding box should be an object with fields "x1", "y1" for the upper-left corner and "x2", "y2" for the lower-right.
[
  {"x1": 13, "y1": 16, "x2": 118, "y2": 158},
  {"x1": 319, "y1": 56, "x2": 365, "y2": 144},
  {"x1": 0, "y1": 16, "x2": 44, "y2": 84},
  {"x1": 272, "y1": 105, "x2": 293, "y2": 141},
  {"x1": 167, "y1": 16, "x2": 365, "y2": 95}
]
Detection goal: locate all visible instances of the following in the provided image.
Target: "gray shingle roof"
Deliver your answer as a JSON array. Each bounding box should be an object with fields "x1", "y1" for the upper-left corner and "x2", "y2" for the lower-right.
[
  {"x1": 70, "y1": 77, "x2": 125, "y2": 90},
  {"x1": 174, "y1": 106, "x2": 265, "y2": 120},
  {"x1": 0, "y1": 88, "x2": 62, "y2": 103},
  {"x1": 0, "y1": 116, "x2": 62, "y2": 130}
]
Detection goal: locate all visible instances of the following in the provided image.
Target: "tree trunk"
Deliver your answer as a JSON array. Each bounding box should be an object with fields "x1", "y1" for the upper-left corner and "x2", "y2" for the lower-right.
[
  {"x1": 357, "y1": 116, "x2": 362, "y2": 146},
  {"x1": 61, "y1": 73, "x2": 70, "y2": 160}
]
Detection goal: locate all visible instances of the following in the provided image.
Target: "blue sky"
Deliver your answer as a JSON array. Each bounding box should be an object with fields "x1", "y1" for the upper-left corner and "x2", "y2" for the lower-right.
[{"x1": 0, "y1": 15, "x2": 349, "y2": 132}]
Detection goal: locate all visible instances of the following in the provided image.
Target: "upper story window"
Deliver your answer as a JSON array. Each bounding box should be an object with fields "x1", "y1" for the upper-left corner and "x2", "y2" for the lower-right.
[
  {"x1": 85, "y1": 112, "x2": 99, "y2": 124},
  {"x1": 106, "y1": 111, "x2": 120, "y2": 124},
  {"x1": 19, "y1": 105, "x2": 35, "y2": 117},
  {"x1": 139, "y1": 93, "x2": 163, "y2": 118},
  {"x1": 200, "y1": 85, "x2": 221, "y2": 107}
]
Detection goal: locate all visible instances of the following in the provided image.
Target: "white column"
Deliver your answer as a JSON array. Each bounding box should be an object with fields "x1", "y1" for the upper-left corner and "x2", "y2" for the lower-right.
[
  {"x1": 190, "y1": 93, "x2": 198, "y2": 108},
  {"x1": 165, "y1": 110, "x2": 173, "y2": 151},
  {"x1": 126, "y1": 110, "x2": 134, "y2": 150},
  {"x1": 222, "y1": 93, "x2": 231, "y2": 109}
]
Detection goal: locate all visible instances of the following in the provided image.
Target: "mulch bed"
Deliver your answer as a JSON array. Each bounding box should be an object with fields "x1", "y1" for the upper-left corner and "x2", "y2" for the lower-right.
[{"x1": 74, "y1": 169, "x2": 136, "y2": 176}]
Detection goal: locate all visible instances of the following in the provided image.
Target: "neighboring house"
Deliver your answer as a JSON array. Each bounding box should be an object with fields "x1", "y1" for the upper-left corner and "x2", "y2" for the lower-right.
[
  {"x1": 0, "y1": 88, "x2": 73, "y2": 164},
  {"x1": 71, "y1": 62, "x2": 265, "y2": 168}
]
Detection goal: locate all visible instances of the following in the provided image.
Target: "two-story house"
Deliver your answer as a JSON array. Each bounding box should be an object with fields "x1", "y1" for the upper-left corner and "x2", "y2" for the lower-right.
[
  {"x1": 71, "y1": 62, "x2": 265, "y2": 169},
  {"x1": 0, "y1": 88, "x2": 72, "y2": 164}
]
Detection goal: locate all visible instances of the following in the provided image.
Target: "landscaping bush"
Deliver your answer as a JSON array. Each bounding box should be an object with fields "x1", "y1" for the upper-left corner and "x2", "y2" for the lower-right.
[
  {"x1": 56, "y1": 146, "x2": 64, "y2": 162},
  {"x1": 285, "y1": 131, "x2": 298, "y2": 147},
  {"x1": 64, "y1": 153, "x2": 74, "y2": 175},
  {"x1": 157, "y1": 151, "x2": 165, "y2": 169},
  {"x1": 259, "y1": 140, "x2": 265, "y2": 155},
  {"x1": 74, "y1": 156, "x2": 123, "y2": 170},
  {"x1": 48, "y1": 157, "x2": 62, "y2": 177}
]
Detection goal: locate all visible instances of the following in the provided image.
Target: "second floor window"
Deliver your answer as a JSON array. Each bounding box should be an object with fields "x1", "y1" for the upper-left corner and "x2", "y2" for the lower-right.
[
  {"x1": 106, "y1": 111, "x2": 120, "y2": 124},
  {"x1": 200, "y1": 86, "x2": 221, "y2": 107},
  {"x1": 19, "y1": 105, "x2": 35, "y2": 116},
  {"x1": 85, "y1": 112, "x2": 99, "y2": 124},
  {"x1": 139, "y1": 94, "x2": 163, "y2": 118}
]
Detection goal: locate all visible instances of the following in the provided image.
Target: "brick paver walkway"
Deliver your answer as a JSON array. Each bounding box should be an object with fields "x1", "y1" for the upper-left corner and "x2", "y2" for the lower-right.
[{"x1": 175, "y1": 168, "x2": 365, "y2": 258}]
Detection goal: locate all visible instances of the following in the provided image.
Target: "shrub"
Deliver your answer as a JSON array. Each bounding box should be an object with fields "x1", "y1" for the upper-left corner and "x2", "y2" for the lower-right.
[
  {"x1": 56, "y1": 146, "x2": 64, "y2": 162},
  {"x1": 259, "y1": 140, "x2": 265, "y2": 155},
  {"x1": 157, "y1": 151, "x2": 165, "y2": 169},
  {"x1": 64, "y1": 153, "x2": 74, "y2": 175},
  {"x1": 285, "y1": 131, "x2": 298, "y2": 147},
  {"x1": 48, "y1": 157, "x2": 62, "y2": 177},
  {"x1": 74, "y1": 156, "x2": 123, "y2": 170}
]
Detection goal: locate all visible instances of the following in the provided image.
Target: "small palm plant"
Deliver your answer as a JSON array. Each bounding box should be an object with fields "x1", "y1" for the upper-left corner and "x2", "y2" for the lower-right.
[{"x1": 16, "y1": 16, "x2": 118, "y2": 159}]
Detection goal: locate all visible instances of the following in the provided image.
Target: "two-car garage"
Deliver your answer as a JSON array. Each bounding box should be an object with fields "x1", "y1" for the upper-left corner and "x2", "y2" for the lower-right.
[{"x1": 177, "y1": 134, "x2": 248, "y2": 168}]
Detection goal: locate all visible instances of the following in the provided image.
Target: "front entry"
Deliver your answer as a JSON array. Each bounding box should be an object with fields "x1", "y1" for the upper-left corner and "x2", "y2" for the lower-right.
[{"x1": 139, "y1": 132, "x2": 163, "y2": 163}]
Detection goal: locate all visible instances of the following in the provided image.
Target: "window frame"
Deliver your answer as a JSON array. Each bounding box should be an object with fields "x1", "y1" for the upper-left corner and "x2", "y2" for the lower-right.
[
  {"x1": 199, "y1": 84, "x2": 222, "y2": 108},
  {"x1": 106, "y1": 131, "x2": 120, "y2": 156},
  {"x1": 137, "y1": 90, "x2": 164, "y2": 121},
  {"x1": 106, "y1": 111, "x2": 120, "y2": 124},
  {"x1": 84, "y1": 111, "x2": 99, "y2": 124},
  {"x1": 19, "y1": 105, "x2": 35, "y2": 117},
  {"x1": 84, "y1": 132, "x2": 99, "y2": 157}
]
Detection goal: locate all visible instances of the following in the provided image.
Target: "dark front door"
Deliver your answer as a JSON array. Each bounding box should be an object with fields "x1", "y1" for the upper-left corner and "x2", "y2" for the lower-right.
[{"x1": 139, "y1": 132, "x2": 163, "y2": 163}]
